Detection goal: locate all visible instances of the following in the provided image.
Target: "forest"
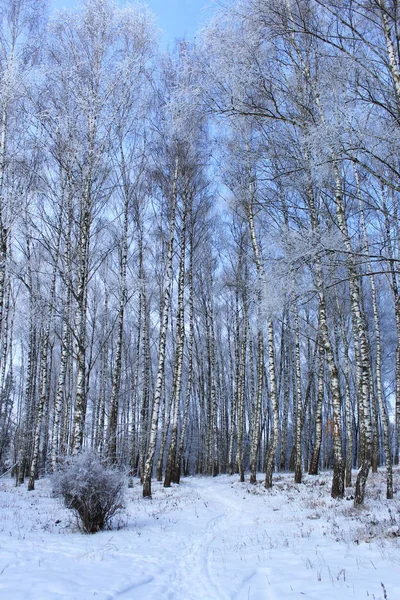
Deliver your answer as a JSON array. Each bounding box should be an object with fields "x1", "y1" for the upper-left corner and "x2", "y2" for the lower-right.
[{"x1": 0, "y1": 0, "x2": 399, "y2": 508}]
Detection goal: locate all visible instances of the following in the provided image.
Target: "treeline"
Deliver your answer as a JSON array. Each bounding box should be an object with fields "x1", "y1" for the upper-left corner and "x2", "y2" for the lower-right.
[{"x1": 0, "y1": 0, "x2": 399, "y2": 505}]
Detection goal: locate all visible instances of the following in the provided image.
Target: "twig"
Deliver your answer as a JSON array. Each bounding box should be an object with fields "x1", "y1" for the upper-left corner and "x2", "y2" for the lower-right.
[{"x1": 0, "y1": 462, "x2": 18, "y2": 478}]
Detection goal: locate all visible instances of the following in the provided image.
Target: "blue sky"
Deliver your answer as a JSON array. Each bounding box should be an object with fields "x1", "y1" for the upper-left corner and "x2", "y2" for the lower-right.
[
  {"x1": 146, "y1": 0, "x2": 216, "y2": 46},
  {"x1": 51, "y1": 0, "x2": 217, "y2": 46}
]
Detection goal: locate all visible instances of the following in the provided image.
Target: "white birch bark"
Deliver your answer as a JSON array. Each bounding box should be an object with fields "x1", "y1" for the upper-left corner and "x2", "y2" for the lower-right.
[
  {"x1": 355, "y1": 167, "x2": 393, "y2": 498},
  {"x1": 305, "y1": 178, "x2": 345, "y2": 497},
  {"x1": 175, "y1": 225, "x2": 194, "y2": 482},
  {"x1": 164, "y1": 195, "x2": 187, "y2": 487},
  {"x1": 287, "y1": 17, "x2": 367, "y2": 498},
  {"x1": 250, "y1": 317, "x2": 263, "y2": 484},
  {"x1": 137, "y1": 265, "x2": 151, "y2": 480},
  {"x1": 71, "y1": 194, "x2": 91, "y2": 454},
  {"x1": 264, "y1": 321, "x2": 279, "y2": 488},
  {"x1": 209, "y1": 297, "x2": 220, "y2": 477},
  {"x1": 156, "y1": 381, "x2": 171, "y2": 481},
  {"x1": 245, "y1": 192, "x2": 279, "y2": 487},
  {"x1": 142, "y1": 158, "x2": 179, "y2": 497},
  {"x1": 228, "y1": 286, "x2": 240, "y2": 475},
  {"x1": 381, "y1": 188, "x2": 400, "y2": 465},
  {"x1": 339, "y1": 320, "x2": 353, "y2": 488},
  {"x1": 0, "y1": 45, "x2": 12, "y2": 351},
  {"x1": 330, "y1": 168, "x2": 371, "y2": 505},
  {"x1": 279, "y1": 316, "x2": 290, "y2": 471},
  {"x1": 377, "y1": 0, "x2": 400, "y2": 101},
  {"x1": 203, "y1": 284, "x2": 219, "y2": 477},
  {"x1": 28, "y1": 233, "x2": 60, "y2": 489},
  {"x1": 27, "y1": 325, "x2": 50, "y2": 491},
  {"x1": 309, "y1": 333, "x2": 324, "y2": 476},
  {"x1": 50, "y1": 185, "x2": 73, "y2": 471},
  {"x1": 236, "y1": 298, "x2": 247, "y2": 482},
  {"x1": 106, "y1": 196, "x2": 129, "y2": 464},
  {"x1": 293, "y1": 304, "x2": 303, "y2": 484}
]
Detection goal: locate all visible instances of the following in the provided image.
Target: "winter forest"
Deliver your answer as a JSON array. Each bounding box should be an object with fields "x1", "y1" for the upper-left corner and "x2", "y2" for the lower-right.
[{"x1": 2, "y1": 0, "x2": 400, "y2": 516}]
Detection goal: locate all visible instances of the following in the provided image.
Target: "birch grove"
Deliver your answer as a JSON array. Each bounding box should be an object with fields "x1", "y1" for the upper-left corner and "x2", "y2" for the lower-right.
[{"x1": 0, "y1": 0, "x2": 398, "y2": 510}]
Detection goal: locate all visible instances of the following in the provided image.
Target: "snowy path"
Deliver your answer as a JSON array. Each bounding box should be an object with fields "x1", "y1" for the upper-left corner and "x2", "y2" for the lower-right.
[{"x1": 0, "y1": 472, "x2": 399, "y2": 599}]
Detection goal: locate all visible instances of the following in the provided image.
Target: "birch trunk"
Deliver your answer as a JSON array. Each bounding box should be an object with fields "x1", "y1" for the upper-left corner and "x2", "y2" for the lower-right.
[
  {"x1": 236, "y1": 299, "x2": 247, "y2": 483},
  {"x1": 142, "y1": 158, "x2": 178, "y2": 498},
  {"x1": 18, "y1": 240, "x2": 37, "y2": 485},
  {"x1": 329, "y1": 168, "x2": 371, "y2": 505},
  {"x1": 285, "y1": 14, "x2": 362, "y2": 499},
  {"x1": 0, "y1": 82, "x2": 10, "y2": 359},
  {"x1": 138, "y1": 282, "x2": 151, "y2": 480},
  {"x1": 250, "y1": 323, "x2": 263, "y2": 484},
  {"x1": 382, "y1": 189, "x2": 400, "y2": 465},
  {"x1": 106, "y1": 196, "x2": 129, "y2": 464},
  {"x1": 28, "y1": 237, "x2": 60, "y2": 489},
  {"x1": 156, "y1": 382, "x2": 171, "y2": 481},
  {"x1": 308, "y1": 337, "x2": 324, "y2": 475},
  {"x1": 318, "y1": 270, "x2": 345, "y2": 499},
  {"x1": 164, "y1": 196, "x2": 187, "y2": 487},
  {"x1": 50, "y1": 188, "x2": 73, "y2": 471},
  {"x1": 129, "y1": 279, "x2": 142, "y2": 477},
  {"x1": 27, "y1": 325, "x2": 50, "y2": 491},
  {"x1": 340, "y1": 323, "x2": 353, "y2": 488},
  {"x1": 306, "y1": 182, "x2": 345, "y2": 498},
  {"x1": 205, "y1": 289, "x2": 219, "y2": 477},
  {"x1": 71, "y1": 192, "x2": 91, "y2": 454},
  {"x1": 175, "y1": 225, "x2": 194, "y2": 483},
  {"x1": 356, "y1": 170, "x2": 393, "y2": 498},
  {"x1": 279, "y1": 316, "x2": 290, "y2": 471},
  {"x1": 228, "y1": 286, "x2": 240, "y2": 475},
  {"x1": 245, "y1": 193, "x2": 278, "y2": 487},
  {"x1": 264, "y1": 322, "x2": 279, "y2": 488},
  {"x1": 293, "y1": 304, "x2": 303, "y2": 484}
]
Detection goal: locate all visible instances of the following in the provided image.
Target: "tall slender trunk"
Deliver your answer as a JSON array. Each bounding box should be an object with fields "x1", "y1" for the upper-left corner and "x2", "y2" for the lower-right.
[
  {"x1": 27, "y1": 325, "x2": 50, "y2": 490},
  {"x1": 287, "y1": 22, "x2": 359, "y2": 499},
  {"x1": 50, "y1": 288, "x2": 71, "y2": 471},
  {"x1": 330, "y1": 168, "x2": 371, "y2": 505},
  {"x1": 306, "y1": 182, "x2": 345, "y2": 498},
  {"x1": 293, "y1": 304, "x2": 303, "y2": 484},
  {"x1": 28, "y1": 223, "x2": 61, "y2": 489},
  {"x1": 142, "y1": 158, "x2": 179, "y2": 498},
  {"x1": 175, "y1": 224, "x2": 194, "y2": 483},
  {"x1": 250, "y1": 316, "x2": 263, "y2": 484},
  {"x1": 164, "y1": 196, "x2": 187, "y2": 487},
  {"x1": 382, "y1": 188, "x2": 400, "y2": 465},
  {"x1": 137, "y1": 279, "x2": 151, "y2": 480},
  {"x1": 339, "y1": 320, "x2": 353, "y2": 488},
  {"x1": 236, "y1": 296, "x2": 247, "y2": 483},
  {"x1": 356, "y1": 169, "x2": 393, "y2": 498},
  {"x1": 156, "y1": 380, "x2": 171, "y2": 481},
  {"x1": 264, "y1": 321, "x2": 279, "y2": 488},
  {"x1": 317, "y1": 268, "x2": 345, "y2": 499},
  {"x1": 245, "y1": 192, "x2": 278, "y2": 487},
  {"x1": 50, "y1": 189, "x2": 73, "y2": 471},
  {"x1": 228, "y1": 286, "x2": 240, "y2": 474},
  {"x1": 129, "y1": 286, "x2": 142, "y2": 478},
  {"x1": 71, "y1": 192, "x2": 91, "y2": 454},
  {"x1": 309, "y1": 336, "x2": 324, "y2": 475},
  {"x1": 106, "y1": 197, "x2": 129, "y2": 464},
  {"x1": 279, "y1": 315, "x2": 290, "y2": 471},
  {"x1": 0, "y1": 95, "x2": 10, "y2": 358},
  {"x1": 18, "y1": 240, "x2": 37, "y2": 485},
  {"x1": 204, "y1": 287, "x2": 219, "y2": 477}
]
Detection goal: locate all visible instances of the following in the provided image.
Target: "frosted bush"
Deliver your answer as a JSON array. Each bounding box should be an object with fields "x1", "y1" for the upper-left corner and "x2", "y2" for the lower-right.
[{"x1": 52, "y1": 452, "x2": 124, "y2": 534}]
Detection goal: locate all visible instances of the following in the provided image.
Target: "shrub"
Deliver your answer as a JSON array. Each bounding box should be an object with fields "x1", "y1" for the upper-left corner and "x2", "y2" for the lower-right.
[{"x1": 52, "y1": 452, "x2": 124, "y2": 534}]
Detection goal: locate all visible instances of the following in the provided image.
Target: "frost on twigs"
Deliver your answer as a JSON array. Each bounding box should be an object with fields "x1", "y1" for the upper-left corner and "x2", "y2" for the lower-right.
[{"x1": 52, "y1": 452, "x2": 124, "y2": 534}]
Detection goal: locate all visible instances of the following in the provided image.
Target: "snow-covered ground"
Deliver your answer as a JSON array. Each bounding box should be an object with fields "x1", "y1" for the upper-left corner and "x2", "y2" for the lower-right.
[{"x1": 0, "y1": 469, "x2": 399, "y2": 599}]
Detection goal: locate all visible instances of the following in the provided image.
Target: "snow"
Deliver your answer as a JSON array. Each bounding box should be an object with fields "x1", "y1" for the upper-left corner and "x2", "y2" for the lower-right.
[{"x1": 0, "y1": 470, "x2": 399, "y2": 599}]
